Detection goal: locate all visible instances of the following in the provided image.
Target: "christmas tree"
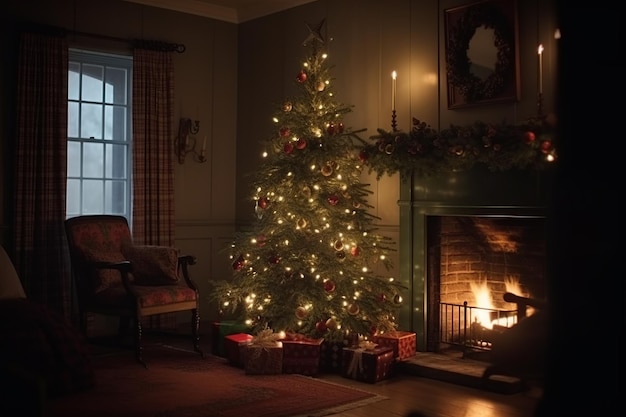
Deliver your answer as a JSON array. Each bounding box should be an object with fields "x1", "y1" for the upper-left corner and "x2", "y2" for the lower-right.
[{"x1": 212, "y1": 20, "x2": 405, "y2": 341}]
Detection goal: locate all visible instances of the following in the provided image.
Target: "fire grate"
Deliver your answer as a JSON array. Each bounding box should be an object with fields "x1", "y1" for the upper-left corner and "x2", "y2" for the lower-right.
[{"x1": 439, "y1": 302, "x2": 518, "y2": 354}]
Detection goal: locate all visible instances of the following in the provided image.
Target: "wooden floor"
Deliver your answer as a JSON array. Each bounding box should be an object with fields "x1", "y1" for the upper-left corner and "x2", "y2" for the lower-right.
[{"x1": 317, "y1": 371, "x2": 542, "y2": 417}]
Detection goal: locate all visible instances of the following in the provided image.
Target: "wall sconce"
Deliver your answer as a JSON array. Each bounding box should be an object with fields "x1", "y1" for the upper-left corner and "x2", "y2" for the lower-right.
[{"x1": 174, "y1": 118, "x2": 207, "y2": 164}]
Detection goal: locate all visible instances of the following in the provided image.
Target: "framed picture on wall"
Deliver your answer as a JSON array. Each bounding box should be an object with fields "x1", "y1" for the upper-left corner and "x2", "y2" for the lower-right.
[{"x1": 444, "y1": 0, "x2": 520, "y2": 109}]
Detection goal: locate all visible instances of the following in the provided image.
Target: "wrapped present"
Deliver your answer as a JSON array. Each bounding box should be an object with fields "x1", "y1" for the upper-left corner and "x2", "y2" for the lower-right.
[
  {"x1": 211, "y1": 320, "x2": 251, "y2": 357},
  {"x1": 320, "y1": 338, "x2": 350, "y2": 373},
  {"x1": 281, "y1": 333, "x2": 324, "y2": 376},
  {"x1": 224, "y1": 333, "x2": 254, "y2": 367},
  {"x1": 372, "y1": 330, "x2": 416, "y2": 361},
  {"x1": 341, "y1": 342, "x2": 395, "y2": 383},
  {"x1": 244, "y1": 329, "x2": 283, "y2": 375}
]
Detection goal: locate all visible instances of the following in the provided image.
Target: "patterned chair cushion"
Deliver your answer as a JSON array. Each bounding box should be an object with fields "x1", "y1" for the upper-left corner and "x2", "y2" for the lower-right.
[
  {"x1": 121, "y1": 244, "x2": 179, "y2": 285},
  {"x1": 80, "y1": 248, "x2": 126, "y2": 293}
]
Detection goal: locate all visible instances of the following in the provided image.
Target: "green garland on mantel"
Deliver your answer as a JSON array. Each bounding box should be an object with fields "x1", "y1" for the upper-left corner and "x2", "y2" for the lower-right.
[{"x1": 358, "y1": 116, "x2": 557, "y2": 180}]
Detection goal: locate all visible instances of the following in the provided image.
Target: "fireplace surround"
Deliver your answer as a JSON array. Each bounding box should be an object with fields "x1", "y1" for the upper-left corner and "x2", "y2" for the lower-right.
[{"x1": 396, "y1": 165, "x2": 553, "y2": 352}]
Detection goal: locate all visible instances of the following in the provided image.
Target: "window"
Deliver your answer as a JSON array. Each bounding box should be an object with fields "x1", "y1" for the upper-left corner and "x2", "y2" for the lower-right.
[{"x1": 66, "y1": 49, "x2": 132, "y2": 219}]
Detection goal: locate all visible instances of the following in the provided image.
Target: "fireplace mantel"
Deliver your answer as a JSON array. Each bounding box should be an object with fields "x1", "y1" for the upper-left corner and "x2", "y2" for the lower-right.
[{"x1": 396, "y1": 165, "x2": 554, "y2": 351}]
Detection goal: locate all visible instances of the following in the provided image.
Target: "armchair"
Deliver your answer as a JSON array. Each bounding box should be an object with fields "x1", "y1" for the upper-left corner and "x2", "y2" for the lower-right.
[{"x1": 64, "y1": 215, "x2": 204, "y2": 367}]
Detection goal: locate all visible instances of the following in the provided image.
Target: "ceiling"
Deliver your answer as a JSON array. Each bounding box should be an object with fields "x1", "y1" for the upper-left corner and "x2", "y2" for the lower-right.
[{"x1": 122, "y1": 0, "x2": 317, "y2": 24}]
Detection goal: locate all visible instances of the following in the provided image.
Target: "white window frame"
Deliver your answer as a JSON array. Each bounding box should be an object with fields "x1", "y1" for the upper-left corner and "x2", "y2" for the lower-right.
[{"x1": 66, "y1": 49, "x2": 133, "y2": 220}]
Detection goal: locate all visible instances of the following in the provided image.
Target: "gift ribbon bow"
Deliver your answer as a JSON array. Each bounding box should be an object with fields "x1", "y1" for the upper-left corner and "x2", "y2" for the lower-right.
[
  {"x1": 346, "y1": 341, "x2": 377, "y2": 378},
  {"x1": 251, "y1": 329, "x2": 281, "y2": 347}
]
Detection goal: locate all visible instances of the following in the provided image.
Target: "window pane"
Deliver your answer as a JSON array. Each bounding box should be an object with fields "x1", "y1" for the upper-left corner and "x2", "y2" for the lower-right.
[
  {"x1": 82, "y1": 64, "x2": 103, "y2": 102},
  {"x1": 83, "y1": 142, "x2": 103, "y2": 178},
  {"x1": 81, "y1": 103, "x2": 102, "y2": 139},
  {"x1": 82, "y1": 180, "x2": 103, "y2": 214},
  {"x1": 66, "y1": 179, "x2": 80, "y2": 216},
  {"x1": 105, "y1": 143, "x2": 127, "y2": 178},
  {"x1": 68, "y1": 102, "x2": 79, "y2": 138},
  {"x1": 67, "y1": 141, "x2": 80, "y2": 177},
  {"x1": 105, "y1": 180, "x2": 126, "y2": 214},
  {"x1": 104, "y1": 105, "x2": 127, "y2": 141},
  {"x1": 68, "y1": 62, "x2": 80, "y2": 101},
  {"x1": 105, "y1": 67, "x2": 127, "y2": 105}
]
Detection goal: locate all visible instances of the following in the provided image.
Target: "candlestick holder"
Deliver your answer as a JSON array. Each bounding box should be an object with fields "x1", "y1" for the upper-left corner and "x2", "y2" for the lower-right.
[
  {"x1": 174, "y1": 118, "x2": 207, "y2": 164},
  {"x1": 391, "y1": 110, "x2": 398, "y2": 132}
]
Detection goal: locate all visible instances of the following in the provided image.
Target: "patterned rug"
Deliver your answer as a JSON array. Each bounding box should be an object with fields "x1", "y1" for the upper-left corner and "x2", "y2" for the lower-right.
[{"x1": 47, "y1": 344, "x2": 387, "y2": 417}]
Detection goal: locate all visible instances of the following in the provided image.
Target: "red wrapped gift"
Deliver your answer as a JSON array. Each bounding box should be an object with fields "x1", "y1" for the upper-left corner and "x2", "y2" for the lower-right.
[
  {"x1": 244, "y1": 342, "x2": 283, "y2": 375},
  {"x1": 320, "y1": 338, "x2": 350, "y2": 373},
  {"x1": 224, "y1": 333, "x2": 254, "y2": 367},
  {"x1": 372, "y1": 331, "x2": 416, "y2": 361},
  {"x1": 341, "y1": 344, "x2": 394, "y2": 383},
  {"x1": 281, "y1": 333, "x2": 324, "y2": 376}
]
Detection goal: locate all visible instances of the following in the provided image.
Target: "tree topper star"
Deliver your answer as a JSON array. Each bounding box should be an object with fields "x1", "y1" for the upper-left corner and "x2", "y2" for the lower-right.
[{"x1": 302, "y1": 19, "x2": 325, "y2": 46}]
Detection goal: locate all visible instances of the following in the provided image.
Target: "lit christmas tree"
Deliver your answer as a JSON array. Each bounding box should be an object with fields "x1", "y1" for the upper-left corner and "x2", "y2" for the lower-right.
[{"x1": 212, "y1": 20, "x2": 405, "y2": 341}]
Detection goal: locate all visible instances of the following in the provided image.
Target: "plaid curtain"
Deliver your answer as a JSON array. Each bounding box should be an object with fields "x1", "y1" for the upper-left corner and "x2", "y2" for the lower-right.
[
  {"x1": 132, "y1": 48, "x2": 177, "y2": 330},
  {"x1": 131, "y1": 48, "x2": 175, "y2": 247},
  {"x1": 13, "y1": 32, "x2": 70, "y2": 318}
]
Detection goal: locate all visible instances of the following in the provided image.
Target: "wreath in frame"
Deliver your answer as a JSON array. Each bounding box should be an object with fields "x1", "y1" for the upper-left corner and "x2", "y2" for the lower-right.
[{"x1": 446, "y1": 1, "x2": 516, "y2": 103}]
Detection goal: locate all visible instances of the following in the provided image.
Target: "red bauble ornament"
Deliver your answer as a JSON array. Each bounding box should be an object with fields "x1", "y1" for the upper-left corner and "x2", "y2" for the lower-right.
[
  {"x1": 327, "y1": 122, "x2": 336, "y2": 135},
  {"x1": 323, "y1": 279, "x2": 336, "y2": 293},
  {"x1": 350, "y1": 246, "x2": 361, "y2": 256},
  {"x1": 358, "y1": 149, "x2": 368, "y2": 162},
  {"x1": 327, "y1": 195, "x2": 339, "y2": 206},
  {"x1": 296, "y1": 138, "x2": 307, "y2": 149},
  {"x1": 540, "y1": 140, "x2": 552, "y2": 154},
  {"x1": 378, "y1": 293, "x2": 387, "y2": 302},
  {"x1": 279, "y1": 127, "x2": 291, "y2": 137},
  {"x1": 256, "y1": 235, "x2": 266, "y2": 247},
  {"x1": 315, "y1": 320, "x2": 327, "y2": 333},
  {"x1": 523, "y1": 131, "x2": 536, "y2": 143},
  {"x1": 232, "y1": 255, "x2": 244, "y2": 271},
  {"x1": 296, "y1": 70, "x2": 307, "y2": 83},
  {"x1": 337, "y1": 123, "x2": 344, "y2": 133},
  {"x1": 258, "y1": 197, "x2": 268, "y2": 209},
  {"x1": 284, "y1": 142, "x2": 294, "y2": 154}
]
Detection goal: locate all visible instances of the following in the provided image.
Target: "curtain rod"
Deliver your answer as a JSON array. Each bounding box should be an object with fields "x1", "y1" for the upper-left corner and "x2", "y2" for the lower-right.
[{"x1": 71, "y1": 30, "x2": 186, "y2": 53}]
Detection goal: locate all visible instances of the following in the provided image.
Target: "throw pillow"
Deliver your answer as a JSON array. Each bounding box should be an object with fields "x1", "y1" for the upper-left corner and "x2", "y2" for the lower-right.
[{"x1": 121, "y1": 244, "x2": 179, "y2": 285}]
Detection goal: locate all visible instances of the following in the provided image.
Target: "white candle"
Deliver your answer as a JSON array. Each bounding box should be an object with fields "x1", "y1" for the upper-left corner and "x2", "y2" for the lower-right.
[
  {"x1": 537, "y1": 44, "x2": 544, "y2": 94},
  {"x1": 391, "y1": 71, "x2": 397, "y2": 111}
]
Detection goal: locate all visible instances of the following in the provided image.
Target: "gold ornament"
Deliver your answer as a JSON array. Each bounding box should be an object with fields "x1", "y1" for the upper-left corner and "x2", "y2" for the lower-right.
[
  {"x1": 295, "y1": 306, "x2": 308, "y2": 319},
  {"x1": 347, "y1": 303, "x2": 360, "y2": 315},
  {"x1": 325, "y1": 317, "x2": 337, "y2": 330}
]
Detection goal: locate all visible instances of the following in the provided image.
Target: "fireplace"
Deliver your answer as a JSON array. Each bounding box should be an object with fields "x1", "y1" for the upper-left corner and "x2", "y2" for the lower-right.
[
  {"x1": 397, "y1": 166, "x2": 554, "y2": 352},
  {"x1": 427, "y1": 215, "x2": 547, "y2": 353}
]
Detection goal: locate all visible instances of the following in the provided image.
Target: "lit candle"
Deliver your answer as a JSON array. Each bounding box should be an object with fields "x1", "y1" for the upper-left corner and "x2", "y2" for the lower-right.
[
  {"x1": 537, "y1": 44, "x2": 544, "y2": 94},
  {"x1": 391, "y1": 71, "x2": 397, "y2": 111}
]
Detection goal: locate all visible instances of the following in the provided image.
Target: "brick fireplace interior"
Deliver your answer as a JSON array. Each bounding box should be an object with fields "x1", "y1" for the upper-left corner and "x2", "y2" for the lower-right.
[{"x1": 425, "y1": 215, "x2": 548, "y2": 353}]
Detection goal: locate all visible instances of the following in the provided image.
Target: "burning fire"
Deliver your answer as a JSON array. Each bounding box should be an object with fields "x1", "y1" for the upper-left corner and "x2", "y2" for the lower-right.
[{"x1": 469, "y1": 276, "x2": 532, "y2": 329}]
